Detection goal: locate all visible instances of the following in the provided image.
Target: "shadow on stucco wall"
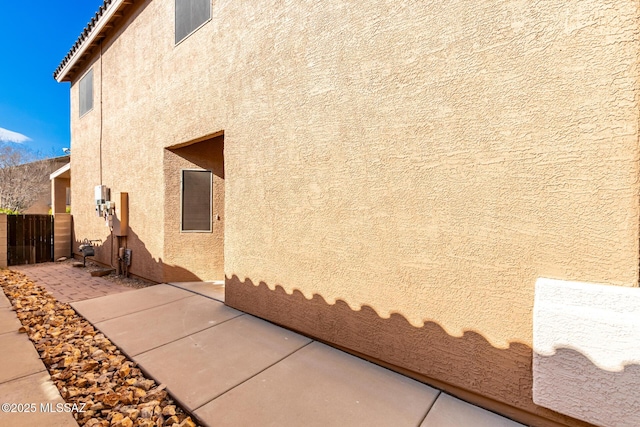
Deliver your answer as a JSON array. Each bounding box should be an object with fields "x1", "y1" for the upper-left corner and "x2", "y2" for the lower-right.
[
  {"x1": 225, "y1": 275, "x2": 607, "y2": 427},
  {"x1": 165, "y1": 134, "x2": 225, "y2": 179},
  {"x1": 533, "y1": 348, "x2": 640, "y2": 427},
  {"x1": 163, "y1": 134, "x2": 225, "y2": 282},
  {"x1": 72, "y1": 225, "x2": 202, "y2": 283}
]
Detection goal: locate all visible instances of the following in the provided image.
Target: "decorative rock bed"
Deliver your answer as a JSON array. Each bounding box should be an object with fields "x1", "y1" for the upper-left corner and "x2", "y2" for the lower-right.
[{"x1": 0, "y1": 270, "x2": 199, "y2": 427}]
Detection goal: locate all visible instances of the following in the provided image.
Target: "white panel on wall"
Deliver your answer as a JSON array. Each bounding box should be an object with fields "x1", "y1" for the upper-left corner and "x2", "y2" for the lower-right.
[{"x1": 533, "y1": 278, "x2": 640, "y2": 427}]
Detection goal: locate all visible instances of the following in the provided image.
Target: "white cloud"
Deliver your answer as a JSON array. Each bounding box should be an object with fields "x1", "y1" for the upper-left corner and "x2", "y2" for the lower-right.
[{"x1": 0, "y1": 127, "x2": 31, "y2": 143}]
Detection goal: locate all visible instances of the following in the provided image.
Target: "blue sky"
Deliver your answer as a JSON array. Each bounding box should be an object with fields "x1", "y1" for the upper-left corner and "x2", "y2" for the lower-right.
[{"x1": 0, "y1": 1, "x2": 104, "y2": 158}]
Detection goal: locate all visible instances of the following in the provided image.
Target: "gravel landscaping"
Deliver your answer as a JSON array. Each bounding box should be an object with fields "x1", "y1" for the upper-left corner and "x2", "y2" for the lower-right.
[{"x1": 0, "y1": 269, "x2": 200, "y2": 427}]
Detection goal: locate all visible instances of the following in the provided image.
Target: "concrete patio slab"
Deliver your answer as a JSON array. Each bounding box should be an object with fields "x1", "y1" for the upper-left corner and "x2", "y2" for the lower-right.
[
  {"x1": 168, "y1": 281, "x2": 225, "y2": 302},
  {"x1": 0, "y1": 372, "x2": 78, "y2": 427},
  {"x1": 0, "y1": 307, "x2": 21, "y2": 335},
  {"x1": 72, "y1": 283, "x2": 191, "y2": 323},
  {"x1": 0, "y1": 332, "x2": 46, "y2": 383},
  {"x1": 0, "y1": 290, "x2": 10, "y2": 307},
  {"x1": 93, "y1": 295, "x2": 243, "y2": 356},
  {"x1": 135, "y1": 315, "x2": 311, "y2": 411},
  {"x1": 195, "y1": 341, "x2": 440, "y2": 427},
  {"x1": 421, "y1": 393, "x2": 524, "y2": 427},
  {"x1": 55, "y1": 282, "x2": 532, "y2": 427}
]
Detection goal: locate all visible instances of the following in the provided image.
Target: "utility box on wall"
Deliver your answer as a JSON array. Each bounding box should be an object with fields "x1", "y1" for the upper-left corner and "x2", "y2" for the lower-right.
[
  {"x1": 95, "y1": 185, "x2": 109, "y2": 204},
  {"x1": 113, "y1": 192, "x2": 129, "y2": 236}
]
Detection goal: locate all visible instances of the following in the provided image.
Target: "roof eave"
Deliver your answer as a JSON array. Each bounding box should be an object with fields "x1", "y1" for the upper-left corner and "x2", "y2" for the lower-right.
[
  {"x1": 55, "y1": 0, "x2": 131, "y2": 83},
  {"x1": 50, "y1": 163, "x2": 71, "y2": 180}
]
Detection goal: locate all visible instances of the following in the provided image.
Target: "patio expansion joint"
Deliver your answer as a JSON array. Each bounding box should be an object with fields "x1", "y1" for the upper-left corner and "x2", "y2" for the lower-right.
[
  {"x1": 0, "y1": 329, "x2": 18, "y2": 338},
  {"x1": 165, "y1": 283, "x2": 225, "y2": 303},
  {"x1": 0, "y1": 306, "x2": 20, "y2": 337},
  {"x1": 130, "y1": 313, "x2": 247, "y2": 358},
  {"x1": 1, "y1": 366, "x2": 48, "y2": 385},
  {"x1": 79, "y1": 293, "x2": 196, "y2": 323},
  {"x1": 416, "y1": 390, "x2": 442, "y2": 427},
  {"x1": 192, "y1": 339, "x2": 315, "y2": 412}
]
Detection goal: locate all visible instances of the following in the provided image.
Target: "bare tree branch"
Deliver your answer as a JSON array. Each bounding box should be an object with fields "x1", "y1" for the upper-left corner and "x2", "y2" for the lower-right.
[{"x1": 0, "y1": 144, "x2": 52, "y2": 213}]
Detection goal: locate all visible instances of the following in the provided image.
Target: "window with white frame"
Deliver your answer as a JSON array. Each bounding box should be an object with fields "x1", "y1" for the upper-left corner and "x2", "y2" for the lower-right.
[
  {"x1": 175, "y1": 0, "x2": 211, "y2": 44},
  {"x1": 181, "y1": 169, "x2": 212, "y2": 231},
  {"x1": 79, "y1": 69, "x2": 93, "y2": 116}
]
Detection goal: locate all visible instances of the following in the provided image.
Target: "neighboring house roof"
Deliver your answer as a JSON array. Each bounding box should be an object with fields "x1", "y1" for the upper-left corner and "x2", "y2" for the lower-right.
[
  {"x1": 16, "y1": 155, "x2": 70, "y2": 168},
  {"x1": 0, "y1": 155, "x2": 70, "y2": 214},
  {"x1": 54, "y1": 0, "x2": 135, "y2": 83}
]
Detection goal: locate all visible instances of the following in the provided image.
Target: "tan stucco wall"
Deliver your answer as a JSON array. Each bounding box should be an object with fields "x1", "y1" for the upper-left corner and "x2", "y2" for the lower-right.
[
  {"x1": 51, "y1": 177, "x2": 70, "y2": 214},
  {"x1": 67, "y1": 1, "x2": 639, "y2": 425},
  {"x1": 23, "y1": 194, "x2": 50, "y2": 215},
  {"x1": 163, "y1": 135, "x2": 225, "y2": 282},
  {"x1": 70, "y1": 38, "x2": 167, "y2": 281}
]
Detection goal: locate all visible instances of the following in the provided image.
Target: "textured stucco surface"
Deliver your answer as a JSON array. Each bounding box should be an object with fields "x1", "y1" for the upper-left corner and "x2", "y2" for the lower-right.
[
  {"x1": 163, "y1": 136, "x2": 225, "y2": 282},
  {"x1": 51, "y1": 177, "x2": 70, "y2": 215},
  {"x1": 533, "y1": 278, "x2": 640, "y2": 427},
  {"x1": 67, "y1": 1, "x2": 639, "y2": 425}
]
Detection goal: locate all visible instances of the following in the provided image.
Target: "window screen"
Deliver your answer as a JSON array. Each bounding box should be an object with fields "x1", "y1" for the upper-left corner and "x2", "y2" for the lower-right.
[
  {"x1": 182, "y1": 170, "x2": 212, "y2": 231},
  {"x1": 79, "y1": 69, "x2": 94, "y2": 116},
  {"x1": 175, "y1": 0, "x2": 211, "y2": 44}
]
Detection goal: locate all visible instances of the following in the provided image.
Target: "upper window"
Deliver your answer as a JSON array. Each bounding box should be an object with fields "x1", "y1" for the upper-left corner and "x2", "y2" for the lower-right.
[
  {"x1": 175, "y1": 0, "x2": 211, "y2": 44},
  {"x1": 181, "y1": 169, "x2": 212, "y2": 232},
  {"x1": 79, "y1": 69, "x2": 94, "y2": 117}
]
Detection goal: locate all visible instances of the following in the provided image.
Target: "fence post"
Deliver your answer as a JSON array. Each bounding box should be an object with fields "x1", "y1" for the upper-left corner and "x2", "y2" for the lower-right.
[
  {"x1": 0, "y1": 215, "x2": 7, "y2": 268},
  {"x1": 53, "y1": 213, "x2": 72, "y2": 260}
]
